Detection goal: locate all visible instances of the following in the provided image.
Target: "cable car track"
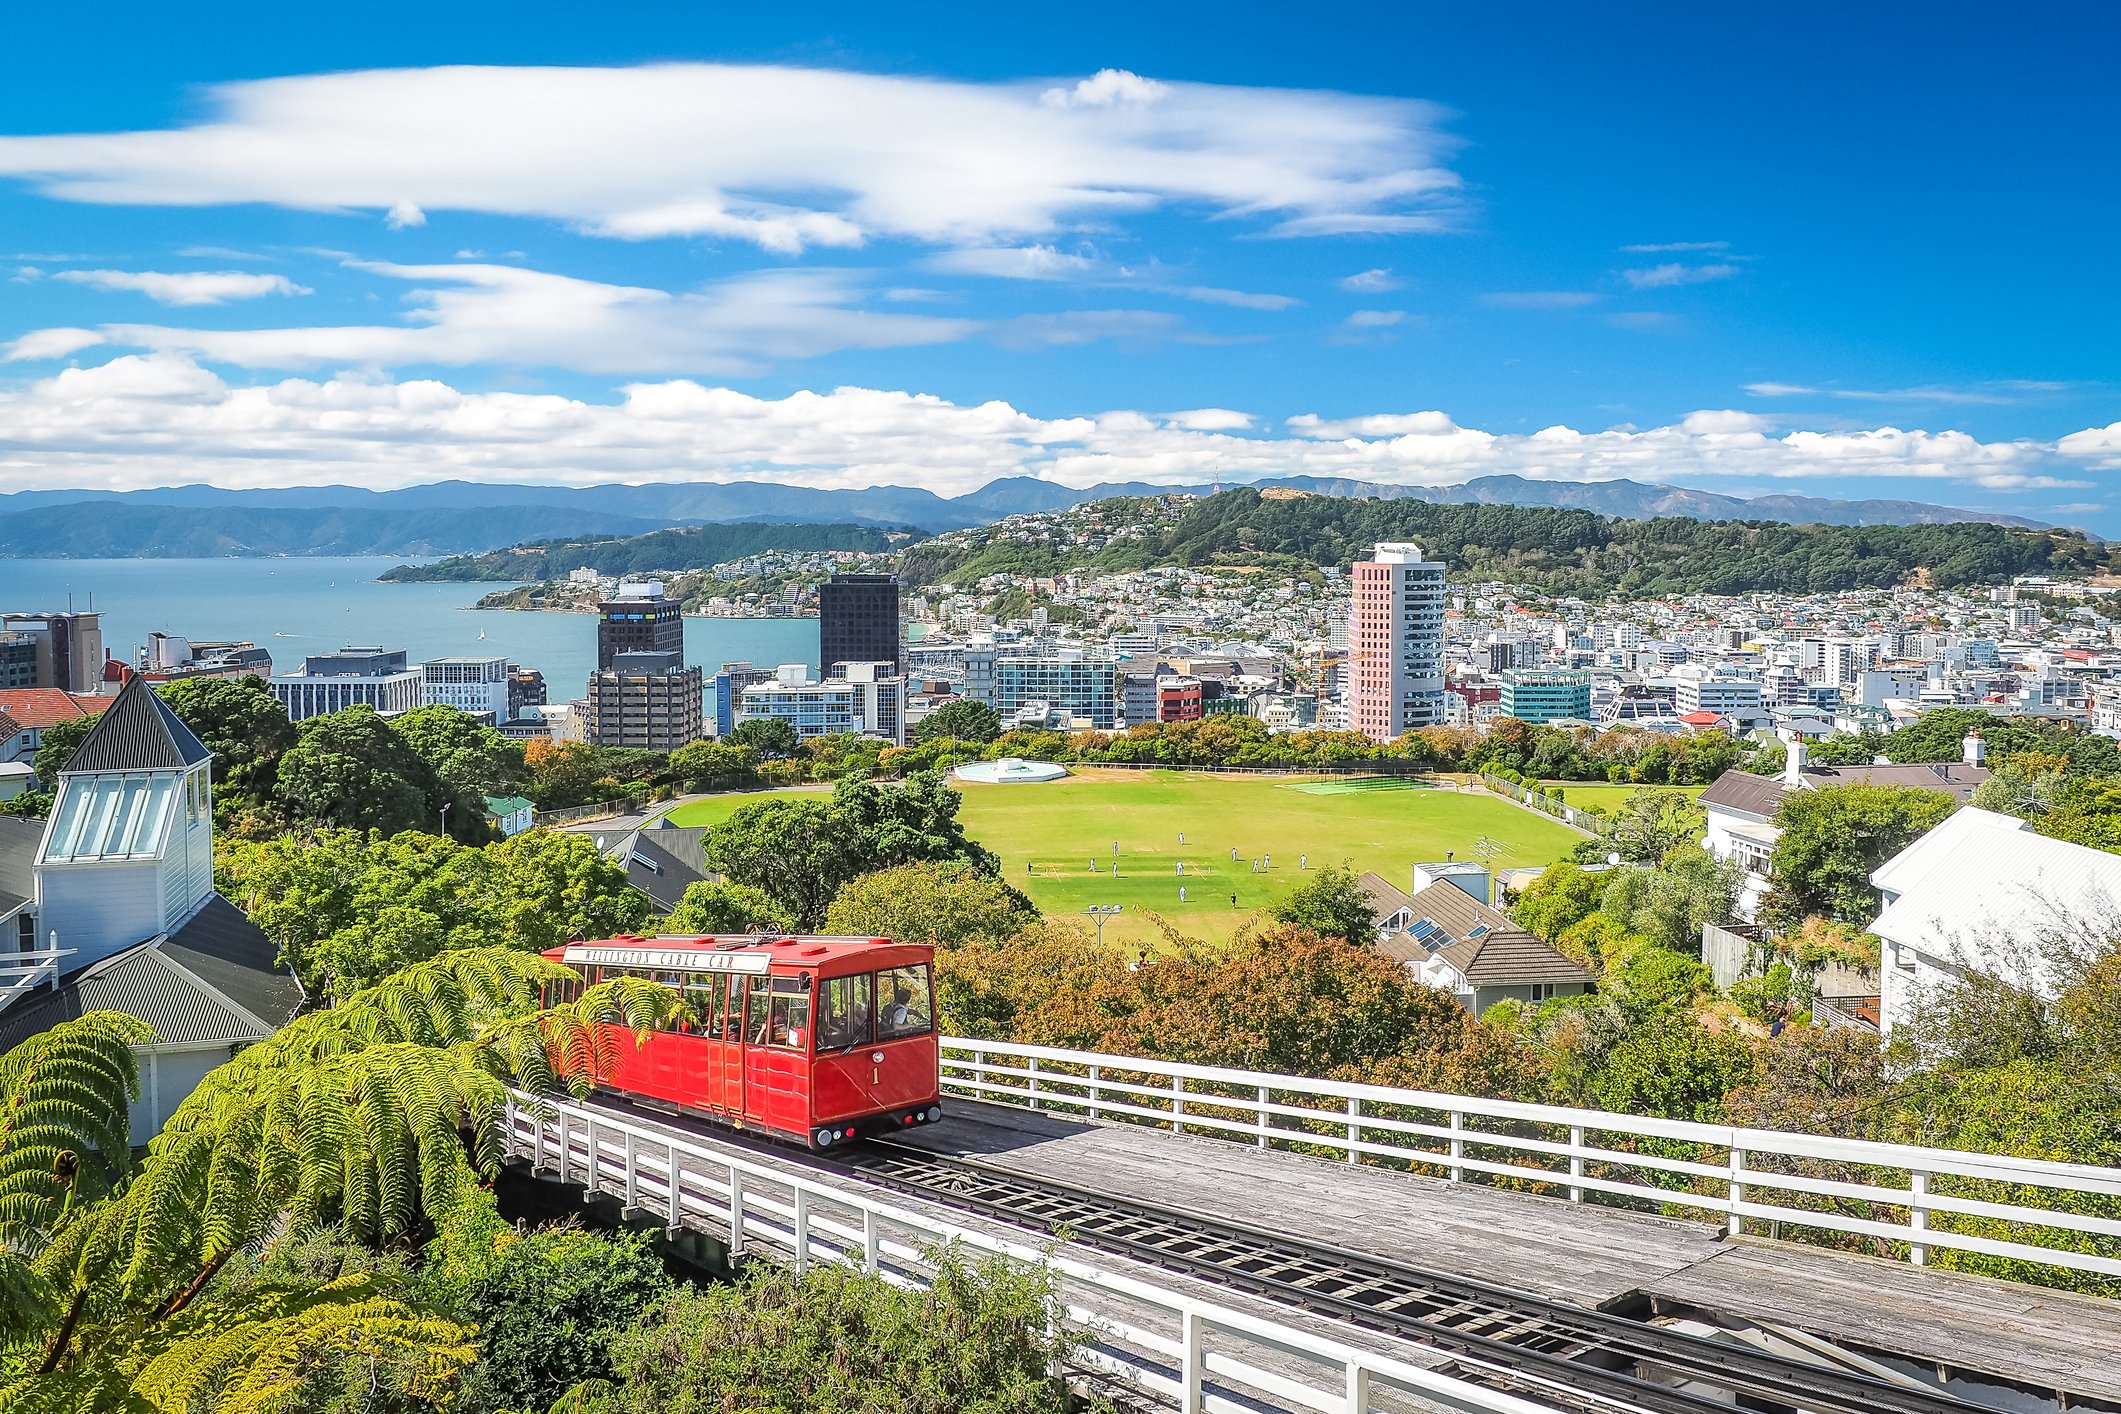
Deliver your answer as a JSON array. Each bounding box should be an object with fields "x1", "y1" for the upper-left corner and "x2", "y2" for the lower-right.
[{"x1": 815, "y1": 1138, "x2": 1995, "y2": 1414}]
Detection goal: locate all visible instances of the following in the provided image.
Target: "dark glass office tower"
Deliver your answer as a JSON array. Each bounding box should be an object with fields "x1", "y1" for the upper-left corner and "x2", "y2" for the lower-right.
[
  {"x1": 819, "y1": 574, "x2": 901, "y2": 677},
  {"x1": 597, "y1": 588, "x2": 684, "y2": 670}
]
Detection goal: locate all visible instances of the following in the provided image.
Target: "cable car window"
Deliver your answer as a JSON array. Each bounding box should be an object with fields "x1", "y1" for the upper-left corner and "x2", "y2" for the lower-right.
[
  {"x1": 745, "y1": 976, "x2": 773, "y2": 1045},
  {"x1": 721, "y1": 975, "x2": 744, "y2": 1041},
  {"x1": 817, "y1": 973, "x2": 873, "y2": 1050},
  {"x1": 874, "y1": 964, "x2": 934, "y2": 1040},
  {"x1": 768, "y1": 988, "x2": 812, "y2": 1051},
  {"x1": 684, "y1": 973, "x2": 719, "y2": 1034}
]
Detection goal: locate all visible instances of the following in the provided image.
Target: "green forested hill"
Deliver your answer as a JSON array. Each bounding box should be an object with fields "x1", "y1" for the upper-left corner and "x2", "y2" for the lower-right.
[
  {"x1": 381, "y1": 522, "x2": 907, "y2": 581},
  {"x1": 904, "y1": 490, "x2": 2108, "y2": 595}
]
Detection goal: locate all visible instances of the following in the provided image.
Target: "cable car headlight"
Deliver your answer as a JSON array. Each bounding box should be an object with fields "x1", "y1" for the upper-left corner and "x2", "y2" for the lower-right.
[{"x1": 815, "y1": 1128, "x2": 834, "y2": 1148}]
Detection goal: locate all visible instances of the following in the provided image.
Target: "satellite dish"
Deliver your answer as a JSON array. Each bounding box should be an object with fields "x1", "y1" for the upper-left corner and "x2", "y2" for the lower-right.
[{"x1": 1607, "y1": 852, "x2": 1622, "y2": 866}]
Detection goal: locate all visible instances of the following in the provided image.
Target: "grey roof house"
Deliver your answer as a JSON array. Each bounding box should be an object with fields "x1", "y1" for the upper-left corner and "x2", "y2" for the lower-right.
[
  {"x1": 0, "y1": 676, "x2": 302, "y2": 1142},
  {"x1": 1357, "y1": 870, "x2": 1594, "y2": 1013},
  {"x1": 595, "y1": 814, "x2": 713, "y2": 913}
]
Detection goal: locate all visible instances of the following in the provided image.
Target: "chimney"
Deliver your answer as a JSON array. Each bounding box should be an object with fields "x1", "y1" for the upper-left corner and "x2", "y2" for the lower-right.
[
  {"x1": 1964, "y1": 731, "x2": 1986, "y2": 767},
  {"x1": 1778, "y1": 727, "x2": 1807, "y2": 786}
]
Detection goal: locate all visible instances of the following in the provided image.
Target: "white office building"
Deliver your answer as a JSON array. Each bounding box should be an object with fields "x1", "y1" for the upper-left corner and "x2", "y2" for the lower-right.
[
  {"x1": 268, "y1": 671, "x2": 423, "y2": 720},
  {"x1": 421, "y1": 656, "x2": 511, "y2": 722},
  {"x1": 738, "y1": 661, "x2": 906, "y2": 745}
]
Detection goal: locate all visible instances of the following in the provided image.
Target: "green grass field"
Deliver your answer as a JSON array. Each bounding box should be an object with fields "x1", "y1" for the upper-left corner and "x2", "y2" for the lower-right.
[
  {"x1": 1531, "y1": 782, "x2": 1705, "y2": 814},
  {"x1": 667, "y1": 770, "x2": 1584, "y2": 946}
]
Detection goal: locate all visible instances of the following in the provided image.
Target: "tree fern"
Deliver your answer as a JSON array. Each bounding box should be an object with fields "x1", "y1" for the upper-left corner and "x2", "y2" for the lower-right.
[{"x1": 0, "y1": 1271, "x2": 475, "y2": 1414}]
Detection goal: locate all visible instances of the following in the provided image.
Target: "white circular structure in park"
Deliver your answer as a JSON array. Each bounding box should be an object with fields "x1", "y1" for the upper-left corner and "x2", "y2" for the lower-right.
[{"x1": 954, "y1": 756, "x2": 1068, "y2": 784}]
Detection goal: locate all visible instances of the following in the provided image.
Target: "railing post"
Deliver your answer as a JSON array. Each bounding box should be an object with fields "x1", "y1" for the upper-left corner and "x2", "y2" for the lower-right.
[
  {"x1": 1729, "y1": 1147, "x2": 1747, "y2": 1236},
  {"x1": 1029, "y1": 1054, "x2": 1040, "y2": 1110},
  {"x1": 1345, "y1": 1359, "x2": 1371, "y2": 1414},
  {"x1": 1089, "y1": 1065, "x2": 1102, "y2": 1122},
  {"x1": 1258, "y1": 1084, "x2": 1271, "y2": 1150},
  {"x1": 1449, "y1": 1109, "x2": 1463, "y2": 1183},
  {"x1": 556, "y1": 1112, "x2": 569, "y2": 1185},
  {"x1": 666, "y1": 1145, "x2": 681, "y2": 1227},
  {"x1": 863, "y1": 1206, "x2": 881, "y2": 1272},
  {"x1": 1910, "y1": 1170, "x2": 1930, "y2": 1265},
  {"x1": 532, "y1": 1105, "x2": 545, "y2": 1173},
  {"x1": 794, "y1": 1186, "x2": 810, "y2": 1274},
  {"x1": 1172, "y1": 1073, "x2": 1185, "y2": 1134},
  {"x1": 1569, "y1": 1124, "x2": 1585, "y2": 1203},
  {"x1": 502, "y1": 1098, "x2": 516, "y2": 1160},
  {"x1": 584, "y1": 1118, "x2": 598, "y2": 1195},
  {"x1": 727, "y1": 1168, "x2": 746, "y2": 1259},
  {"x1": 624, "y1": 1131, "x2": 638, "y2": 1211},
  {"x1": 1345, "y1": 1096, "x2": 1360, "y2": 1164},
  {"x1": 1181, "y1": 1308, "x2": 1206, "y2": 1414}
]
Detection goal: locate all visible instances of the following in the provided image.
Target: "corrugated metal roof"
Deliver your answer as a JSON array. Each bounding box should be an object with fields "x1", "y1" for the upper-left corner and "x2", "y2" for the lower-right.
[
  {"x1": 1869, "y1": 807, "x2": 2121, "y2": 985},
  {"x1": 75, "y1": 946, "x2": 268, "y2": 1045},
  {"x1": 63, "y1": 676, "x2": 211, "y2": 774},
  {"x1": 162, "y1": 895, "x2": 304, "y2": 1028}
]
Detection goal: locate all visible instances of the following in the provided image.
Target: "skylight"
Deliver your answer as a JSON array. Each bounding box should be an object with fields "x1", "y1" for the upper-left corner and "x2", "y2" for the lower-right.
[{"x1": 42, "y1": 773, "x2": 176, "y2": 863}]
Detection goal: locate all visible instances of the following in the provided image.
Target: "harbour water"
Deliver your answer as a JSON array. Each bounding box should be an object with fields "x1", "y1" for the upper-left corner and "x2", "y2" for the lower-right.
[{"x1": 0, "y1": 558, "x2": 820, "y2": 695}]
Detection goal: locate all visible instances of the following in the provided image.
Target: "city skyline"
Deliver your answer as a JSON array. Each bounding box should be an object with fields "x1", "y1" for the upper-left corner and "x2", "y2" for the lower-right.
[{"x1": 0, "y1": 2, "x2": 2114, "y2": 527}]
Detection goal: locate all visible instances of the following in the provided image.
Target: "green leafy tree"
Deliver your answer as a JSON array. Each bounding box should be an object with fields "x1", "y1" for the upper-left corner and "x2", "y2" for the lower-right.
[
  {"x1": 447, "y1": 1223, "x2": 672, "y2": 1414},
  {"x1": 277, "y1": 706, "x2": 472, "y2": 839},
  {"x1": 579, "y1": 1247, "x2": 1077, "y2": 1414},
  {"x1": 1265, "y1": 863, "x2": 1379, "y2": 945},
  {"x1": 481, "y1": 828, "x2": 653, "y2": 951},
  {"x1": 1591, "y1": 787, "x2": 1707, "y2": 863},
  {"x1": 1590, "y1": 1019, "x2": 1761, "y2": 1123},
  {"x1": 728, "y1": 715, "x2": 800, "y2": 758},
  {"x1": 667, "y1": 738, "x2": 757, "y2": 786},
  {"x1": 156, "y1": 674, "x2": 297, "y2": 791},
  {"x1": 1883, "y1": 707, "x2": 2061, "y2": 765},
  {"x1": 31, "y1": 713, "x2": 98, "y2": 783},
  {"x1": 1762, "y1": 784, "x2": 1958, "y2": 926},
  {"x1": 665, "y1": 879, "x2": 794, "y2": 934},
  {"x1": 392, "y1": 702, "x2": 528, "y2": 799},
  {"x1": 914, "y1": 698, "x2": 1003, "y2": 746},
  {"x1": 312, "y1": 904, "x2": 450, "y2": 1002},
  {"x1": 823, "y1": 861, "x2": 1035, "y2": 948},
  {"x1": 1597, "y1": 850, "x2": 1742, "y2": 955},
  {"x1": 699, "y1": 796, "x2": 854, "y2": 930},
  {"x1": 1511, "y1": 862, "x2": 1602, "y2": 941}
]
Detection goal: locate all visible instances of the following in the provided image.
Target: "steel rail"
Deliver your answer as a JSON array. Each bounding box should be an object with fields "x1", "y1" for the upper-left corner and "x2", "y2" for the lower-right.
[{"x1": 821, "y1": 1138, "x2": 1990, "y2": 1414}]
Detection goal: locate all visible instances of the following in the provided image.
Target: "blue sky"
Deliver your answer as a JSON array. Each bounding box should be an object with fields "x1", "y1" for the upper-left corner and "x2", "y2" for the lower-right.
[{"x1": 1, "y1": 0, "x2": 2115, "y2": 525}]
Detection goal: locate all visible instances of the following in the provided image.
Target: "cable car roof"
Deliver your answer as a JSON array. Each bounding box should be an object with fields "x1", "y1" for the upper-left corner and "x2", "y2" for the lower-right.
[{"x1": 554, "y1": 934, "x2": 913, "y2": 972}]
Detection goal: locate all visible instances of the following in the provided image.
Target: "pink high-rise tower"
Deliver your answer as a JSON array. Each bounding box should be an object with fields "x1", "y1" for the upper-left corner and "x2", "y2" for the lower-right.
[{"x1": 1348, "y1": 542, "x2": 1447, "y2": 744}]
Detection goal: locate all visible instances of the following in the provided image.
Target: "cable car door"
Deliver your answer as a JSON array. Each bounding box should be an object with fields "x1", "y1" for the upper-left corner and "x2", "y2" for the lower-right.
[{"x1": 723, "y1": 974, "x2": 747, "y2": 1115}]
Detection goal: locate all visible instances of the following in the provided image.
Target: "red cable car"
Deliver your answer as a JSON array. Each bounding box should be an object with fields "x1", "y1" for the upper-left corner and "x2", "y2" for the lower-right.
[{"x1": 540, "y1": 933, "x2": 942, "y2": 1150}]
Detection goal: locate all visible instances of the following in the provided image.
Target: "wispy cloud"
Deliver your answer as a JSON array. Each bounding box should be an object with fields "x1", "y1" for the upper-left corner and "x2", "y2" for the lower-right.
[
  {"x1": 1621, "y1": 263, "x2": 1736, "y2": 289},
  {"x1": 925, "y1": 245, "x2": 1299, "y2": 309},
  {"x1": 1607, "y1": 311, "x2": 1680, "y2": 330},
  {"x1": 1746, "y1": 380, "x2": 2039, "y2": 406},
  {"x1": 1343, "y1": 310, "x2": 1405, "y2": 328},
  {"x1": 0, "y1": 64, "x2": 1465, "y2": 252},
  {"x1": 51, "y1": 269, "x2": 311, "y2": 306},
  {"x1": 1620, "y1": 241, "x2": 1730, "y2": 253},
  {"x1": 1339, "y1": 268, "x2": 1402, "y2": 292},
  {"x1": 1480, "y1": 291, "x2": 1598, "y2": 309}
]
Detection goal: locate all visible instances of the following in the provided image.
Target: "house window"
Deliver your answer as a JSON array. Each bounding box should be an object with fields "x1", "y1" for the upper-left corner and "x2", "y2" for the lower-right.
[{"x1": 1529, "y1": 982, "x2": 1561, "y2": 1002}]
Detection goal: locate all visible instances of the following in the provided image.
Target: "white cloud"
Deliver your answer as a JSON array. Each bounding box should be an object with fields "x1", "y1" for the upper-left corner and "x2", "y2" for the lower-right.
[
  {"x1": 50, "y1": 269, "x2": 311, "y2": 306},
  {"x1": 0, "y1": 64, "x2": 1463, "y2": 252},
  {"x1": 8, "y1": 261, "x2": 978, "y2": 375},
  {"x1": 0, "y1": 354, "x2": 2104, "y2": 499},
  {"x1": 1748, "y1": 380, "x2": 2038, "y2": 406},
  {"x1": 925, "y1": 246, "x2": 1297, "y2": 309},
  {"x1": 1679, "y1": 410, "x2": 1771, "y2": 434},
  {"x1": 1480, "y1": 291, "x2": 1598, "y2": 309},
  {"x1": 1340, "y1": 268, "x2": 1401, "y2": 292},
  {"x1": 1343, "y1": 310, "x2": 1404, "y2": 328},
  {"x1": 1745, "y1": 382, "x2": 1817, "y2": 396},
  {"x1": 1620, "y1": 241, "x2": 1730, "y2": 253},
  {"x1": 1622, "y1": 263, "x2": 1737, "y2": 289}
]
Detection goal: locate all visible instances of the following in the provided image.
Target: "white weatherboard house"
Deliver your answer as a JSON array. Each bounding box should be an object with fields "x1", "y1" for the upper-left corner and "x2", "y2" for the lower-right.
[
  {"x1": 0, "y1": 675, "x2": 303, "y2": 1140},
  {"x1": 1868, "y1": 805, "x2": 2121, "y2": 1038}
]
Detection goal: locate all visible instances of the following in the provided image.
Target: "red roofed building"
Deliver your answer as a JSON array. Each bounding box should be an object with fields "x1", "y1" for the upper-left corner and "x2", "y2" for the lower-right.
[
  {"x1": 0, "y1": 689, "x2": 109, "y2": 766},
  {"x1": 1677, "y1": 709, "x2": 1727, "y2": 732}
]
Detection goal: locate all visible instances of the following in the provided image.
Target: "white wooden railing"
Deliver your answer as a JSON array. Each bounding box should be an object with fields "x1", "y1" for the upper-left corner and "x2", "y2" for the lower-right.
[
  {"x1": 0, "y1": 947, "x2": 71, "y2": 1017},
  {"x1": 939, "y1": 1037, "x2": 2121, "y2": 1281},
  {"x1": 501, "y1": 1094, "x2": 1577, "y2": 1414}
]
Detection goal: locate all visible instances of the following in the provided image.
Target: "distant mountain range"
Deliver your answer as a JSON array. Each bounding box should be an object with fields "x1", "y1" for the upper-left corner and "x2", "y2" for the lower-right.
[{"x1": 0, "y1": 474, "x2": 2063, "y2": 558}]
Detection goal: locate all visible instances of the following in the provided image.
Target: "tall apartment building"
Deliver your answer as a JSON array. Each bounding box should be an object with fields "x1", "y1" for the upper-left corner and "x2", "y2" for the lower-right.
[
  {"x1": 1347, "y1": 543, "x2": 1446, "y2": 744},
  {"x1": 819, "y1": 574, "x2": 902, "y2": 677},
  {"x1": 2, "y1": 612, "x2": 102, "y2": 692},
  {"x1": 1673, "y1": 676, "x2": 1764, "y2": 720},
  {"x1": 0, "y1": 634, "x2": 36, "y2": 689},
  {"x1": 421, "y1": 656, "x2": 511, "y2": 722},
  {"x1": 994, "y1": 654, "x2": 1122, "y2": 729},
  {"x1": 597, "y1": 582, "x2": 683, "y2": 670},
  {"x1": 583, "y1": 650, "x2": 703, "y2": 751},
  {"x1": 508, "y1": 669, "x2": 546, "y2": 722},
  {"x1": 737, "y1": 661, "x2": 905, "y2": 745}
]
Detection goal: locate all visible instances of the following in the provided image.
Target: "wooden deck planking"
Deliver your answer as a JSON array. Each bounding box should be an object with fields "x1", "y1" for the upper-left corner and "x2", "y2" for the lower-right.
[
  {"x1": 1646, "y1": 1239, "x2": 2121, "y2": 1404},
  {"x1": 905, "y1": 1100, "x2": 1727, "y2": 1310},
  {"x1": 913, "y1": 1100, "x2": 2121, "y2": 1403}
]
